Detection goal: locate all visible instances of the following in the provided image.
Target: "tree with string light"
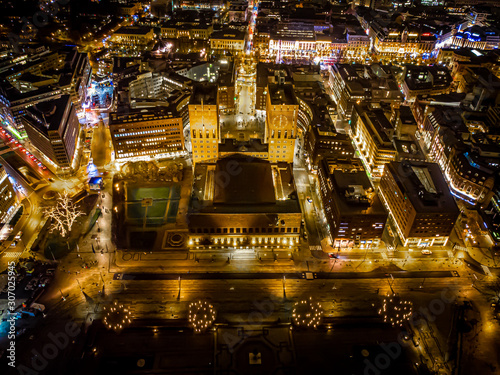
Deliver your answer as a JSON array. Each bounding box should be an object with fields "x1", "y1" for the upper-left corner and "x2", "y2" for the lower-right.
[{"x1": 44, "y1": 191, "x2": 83, "y2": 238}]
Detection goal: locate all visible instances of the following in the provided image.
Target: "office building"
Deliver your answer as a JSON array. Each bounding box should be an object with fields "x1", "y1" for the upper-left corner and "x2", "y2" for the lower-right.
[
  {"x1": 350, "y1": 103, "x2": 397, "y2": 178},
  {"x1": 379, "y1": 161, "x2": 460, "y2": 247},
  {"x1": 21, "y1": 95, "x2": 80, "y2": 170},
  {"x1": 109, "y1": 107, "x2": 185, "y2": 161},
  {"x1": 318, "y1": 159, "x2": 387, "y2": 250},
  {"x1": 0, "y1": 164, "x2": 17, "y2": 226},
  {"x1": 329, "y1": 63, "x2": 403, "y2": 119}
]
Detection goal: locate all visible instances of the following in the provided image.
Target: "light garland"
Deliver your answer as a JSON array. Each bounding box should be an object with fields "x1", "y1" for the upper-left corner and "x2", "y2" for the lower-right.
[
  {"x1": 292, "y1": 297, "x2": 323, "y2": 328},
  {"x1": 378, "y1": 293, "x2": 413, "y2": 327},
  {"x1": 189, "y1": 300, "x2": 216, "y2": 333},
  {"x1": 103, "y1": 301, "x2": 132, "y2": 332}
]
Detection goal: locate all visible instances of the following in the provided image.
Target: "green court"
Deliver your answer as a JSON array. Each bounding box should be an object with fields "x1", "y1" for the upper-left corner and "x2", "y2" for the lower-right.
[{"x1": 125, "y1": 184, "x2": 181, "y2": 225}]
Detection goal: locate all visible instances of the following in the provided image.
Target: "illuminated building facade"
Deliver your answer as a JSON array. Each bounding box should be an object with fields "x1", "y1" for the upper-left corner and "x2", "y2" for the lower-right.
[
  {"x1": 401, "y1": 65, "x2": 452, "y2": 101},
  {"x1": 109, "y1": 107, "x2": 185, "y2": 161},
  {"x1": 188, "y1": 83, "x2": 219, "y2": 164},
  {"x1": 160, "y1": 23, "x2": 213, "y2": 40},
  {"x1": 379, "y1": 161, "x2": 459, "y2": 248},
  {"x1": 210, "y1": 30, "x2": 246, "y2": 52},
  {"x1": 111, "y1": 27, "x2": 155, "y2": 47},
  {"x1": 350, "y1": 103, "x2": 397, "y2": 178},
  {"x1": 188, "y1": 158, "x2": 302, "y2": 251},
  {"x1": 265, "y1": 83, "x2": 299, "y2": 163},
  {"x1": 451, "y1": 26, "x2": 500, "y2": 51},
  {"x1": 21, "y1": 95, "x2": 80, "y2": 169},
  {"x1": 372, "y1": 28, "x2": 436, "y2": 60},
  {"x1": 328, "y1": 63, "x2": 403, "y2": 119},
  {"x1": 0, "y1": 165, "x2": 17, "y2": 226},
  {"x1": 318, "y1": 159, "x2": 387, "y2": 250}
]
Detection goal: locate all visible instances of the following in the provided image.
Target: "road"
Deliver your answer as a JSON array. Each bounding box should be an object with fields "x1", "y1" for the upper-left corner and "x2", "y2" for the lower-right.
[{"x1": 91, "y1": 119, "x2": 112, "y2": 167}]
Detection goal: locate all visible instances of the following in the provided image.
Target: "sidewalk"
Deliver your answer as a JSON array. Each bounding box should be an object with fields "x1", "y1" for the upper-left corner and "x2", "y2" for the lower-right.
[{"x1": 465, "y1": 246, "x2": 499, "y2": 269}]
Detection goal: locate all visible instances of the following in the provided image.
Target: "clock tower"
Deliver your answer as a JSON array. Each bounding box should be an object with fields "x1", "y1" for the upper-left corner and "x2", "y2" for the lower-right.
[{"x1": 265, "y1": 83, "x2": 299, "y2": 163}]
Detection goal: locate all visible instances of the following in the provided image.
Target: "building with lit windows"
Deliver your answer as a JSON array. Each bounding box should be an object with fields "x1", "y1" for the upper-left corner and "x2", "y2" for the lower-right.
[
  {"x1": 451, "y1": 26, "x2": 500, "y2": 51},
  {"x1": 188, "y1": 157, "x2": 302, "y2": 252},
  {"x1": 0, "y1": 164, "x2": 17, "y2": 227},
  {"x1": 109, "y1": 107, "x2": 185, "y2": 161},
  {"x1": 329, "y1": 63, "x2": 403, "y2": 119},
  {"x1": 265, "y1": 82, "x2": 299, "y2": 164},
  {"x1": 160, "y1": 22, "x2": 213, "y2": 40},
  {"x1": 210, "y1": 30, "x2": 247, "y2": 52},
  {"x1": 111, "y1": 27, "x2": 155, "y2": 47},
  {"x1": 318, "y1": 158, "x2": 387, "y2": 250},
  {"x1": 188, "y1": 83, "x2": 219, "y2": 164},
  {"x1": 350, "y1": 103, "x2": 397, "y2": 178},
  {"x1": 372, "y1": 27, "x2": 436, "y2": 61},
  {"x1": 21, "y1": 95, "x2": 80, "y2": 170},
  {"x1": 379, "y1": 161, "x2": 459, "y2": 248},
  {"x1": 401, "y1": 65, "x2": 452, "y2": 101}
]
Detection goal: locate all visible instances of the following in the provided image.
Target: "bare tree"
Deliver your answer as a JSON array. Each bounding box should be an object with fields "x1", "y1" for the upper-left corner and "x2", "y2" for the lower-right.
[{"x1": 45, "y1": 191, "x2": 83, "y2": 238}]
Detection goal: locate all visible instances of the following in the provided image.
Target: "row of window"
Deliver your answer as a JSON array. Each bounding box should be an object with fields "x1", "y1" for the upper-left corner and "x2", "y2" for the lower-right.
[{"x1": 190, "y1": 227, "x2": 299, "y2": 234}]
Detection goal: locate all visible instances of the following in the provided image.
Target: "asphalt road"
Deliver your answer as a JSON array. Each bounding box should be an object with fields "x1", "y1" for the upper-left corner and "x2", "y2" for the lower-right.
[{"x1": 114, "y1": 270, "x2": 457, "y2": 280}]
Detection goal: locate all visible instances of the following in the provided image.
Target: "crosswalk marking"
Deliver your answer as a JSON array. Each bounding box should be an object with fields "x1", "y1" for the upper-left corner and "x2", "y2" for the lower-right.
[
  {"x1": 309, "y1": 245, "x2": 322, "y2": 251},
  {"x1": 2, "y1": 252, "x2": 23, "y2": 258}
]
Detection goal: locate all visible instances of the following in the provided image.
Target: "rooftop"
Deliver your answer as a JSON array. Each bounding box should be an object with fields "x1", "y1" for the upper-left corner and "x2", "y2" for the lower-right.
[
  {"x1": 268, "y1": 83, "x2": 298, "y2": 106},
  {"x1": 386, "y1": 161, "x2": 460, "y2": 215},
  {"x1": 190, "y1": 83, "x2": 218, "y2": 105},
  {"x1": 190, "y1": 157, "x2": 301, "y2": 214}
]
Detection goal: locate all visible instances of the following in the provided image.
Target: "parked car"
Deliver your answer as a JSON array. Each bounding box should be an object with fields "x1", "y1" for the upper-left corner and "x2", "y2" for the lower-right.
[{"x1": 25, "y1": 278, "x2": 39, "y2": 291}]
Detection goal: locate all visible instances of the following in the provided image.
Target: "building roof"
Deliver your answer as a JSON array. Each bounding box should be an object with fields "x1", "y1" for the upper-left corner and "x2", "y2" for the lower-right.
[
  {"x1": 210, "y1": 29, "x2": 246, "y2": 40},
  {"x1": 23, "y1": 95, "x2": 72, "y2": 134},
  {"x1": 386, "y1": 161, "x2": 460, "y2": 215},
  {"x1": 115, "y1": 26, "x2": 153, "y2": 35},
  {"x1": 326, "y1": 167, "x2": 387, "y2": 217},
  {"x1": 268, "y1": 83, "x2": 297, "y2": 105},
  {"x1": 213, "y1": 158, "x2": 276, "y2": 205},
  {"x1": 190, "y1": 157, "x2": 301, "y2": 214},
  {"x1": 190, "y1": 83, "x2": 218, "y2": 105}
]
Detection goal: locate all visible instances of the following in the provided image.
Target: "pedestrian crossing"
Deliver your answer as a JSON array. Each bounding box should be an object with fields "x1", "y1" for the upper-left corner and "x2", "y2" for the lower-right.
[
  {"x1": 309, "y1": 245, "x2": 322, "y2": 251},
  {"x1": 2, "y1": 251, "x2": 23, "y2": 258}
]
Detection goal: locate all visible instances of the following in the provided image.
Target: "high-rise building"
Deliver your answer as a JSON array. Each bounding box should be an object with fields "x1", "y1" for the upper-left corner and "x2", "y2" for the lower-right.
[
  {"x1": 350, "y1": 103, "x2": 397, "y2": 178},
  {"x1": 0, "y1": 164, "x2": 17, "y2": 226},
  {"x1": 265, "y1": 83, "x2": 298, "y2": 163},
  {"x1": 21, "y1": 95, "x2": 80, "y2": 170},
  {"x1": 188, "y1": 83, "x2": 219, "y2": 164},
  {"x1": 318, "y1": 159, "x2": 387, "y2": 250},
  {"x1": 379, "y1": 161, "x2": 460, "y2": 248},
  {"x1": 109, "y1": 107, "x2": 185, "y2": 161}
]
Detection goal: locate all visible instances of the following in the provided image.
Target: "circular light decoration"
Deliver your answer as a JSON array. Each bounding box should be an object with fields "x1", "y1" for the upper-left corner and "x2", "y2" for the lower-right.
[
  {"x1": 378, "y1": 293, "x2": 413, "y2": 327},
  {"x1": 103, "y1": 301, "x2": 132, "y2": 332},
  {"x1": 292, "y1": 297, "x2": 323, "y2": 328},
  {"x1": 189, "y1": 300, "x2": 216, "y2": 333}
]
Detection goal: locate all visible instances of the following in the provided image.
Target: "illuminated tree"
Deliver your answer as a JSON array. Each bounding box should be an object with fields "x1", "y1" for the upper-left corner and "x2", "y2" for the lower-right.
[
  {"x1": 292, "y1": 297, "x2": 323, "y2": 328},
  {"x1": 378, "y1": 293, "x2": 413, "y2": 327},
  {"x1": 103, "y1": 301, "x2": 132, "y2": 332},
  {"x1": 189, "y1": 300, "x2": 216, "y2": 333},
  {"x1": 44, "y1": 191, "x2": 83, "y2": 238}
]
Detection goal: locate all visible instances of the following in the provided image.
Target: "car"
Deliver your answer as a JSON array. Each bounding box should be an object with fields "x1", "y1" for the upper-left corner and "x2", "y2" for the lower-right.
[
  {"x1": 328, "y1": 253, "x2": 338, "y2": 259},
  {"x1": 421, "y1": 249, "x2": 432, "y2": 255},
  {"x1": 10, "y1": 241, "x2": 17, "y2": 247},
  {"x1": 42, "y1": 166, "x2": 47, "y2": 170},
  {"x1": 14, "y1": 231, "x2": 22, "y2": 240},
  {"x1": 25, "y1": 278, "x2": 39, "y2": 291},
  {"x1": 38, "y1": 276, "x2": 52, "y2": 288},
  {"x1": 306, "y1": 196, "x2": 313, "y2": 203}
]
